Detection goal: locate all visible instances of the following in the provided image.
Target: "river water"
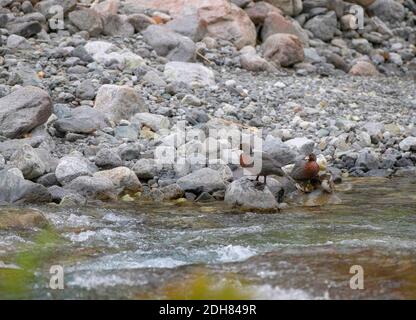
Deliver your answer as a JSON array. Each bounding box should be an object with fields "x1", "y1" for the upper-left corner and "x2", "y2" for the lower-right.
[{"x1": 1, "y1": 177, "x2": 415, "y2": 299}]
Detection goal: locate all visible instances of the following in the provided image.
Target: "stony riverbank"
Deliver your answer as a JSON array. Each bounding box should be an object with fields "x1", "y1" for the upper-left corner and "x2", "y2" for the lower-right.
[{"x1": 0, "y1": 0, "x2": 415, "y2": 209}]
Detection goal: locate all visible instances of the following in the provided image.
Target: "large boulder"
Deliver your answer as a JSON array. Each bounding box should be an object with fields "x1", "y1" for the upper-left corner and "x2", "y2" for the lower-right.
[
  {"x1": 304, "y1": 11, "x2": 338, "y2": 42},
  {"x1": 262, "y1": 33, "x2": 304, "y2": 67},
  {"x1": 94, "y1": 85, "x2": 148, "y2": 123},
  {"x1": 224, "y1": 177, "x2": 278, "y2": 210},
  {"x1": 64, "y1": 176, "x2": 117, "y2": 200},
  {"x1": 198, "y1": 1, "x2": 257, "y2": 49},
  {"x1": 177, "y1": 167, "x2": 226, "y2": 193},
  {"x1": 93, "y1": 167, "x2": 142, "y2": 194},
  {"x1": 245, "y1": 1, "x2": 284, "y2": 25},
  {"x1": 132, "y1": 158, "x2": 159, "y2": 179},
  {"x1": 165, "y1": 14, "x2": 207, "y2": 42},
  {"x1": 284, "y1": 137, "x2": 315, "y2": 156},
  {"x1": 55, "y1": 153, "x2": 98, "y2": 185},
  {"x1": 142, "y1": 25, "x2": 196, "y2": 62},
  {"x1": 68, "y1": 9, "x2": 103, "y2": 36},
  {"x1": 349, "y1": 60, "x2": 379, "y2": 76},
  {"x1": 263, "y1": 135, "x2": 297, "y2": 165},
  {"x1": 34, "y1": 0, "x2": 77, "y2": 18},
  {"x1": 367, "y1": 0, "x2": 405, "y2": 24},
  {"x1": 102, "y1": 14, "x2": 135, "y2": 37},
  {"x1": 54, "y1": 106, "x2": 109, "y2": 134},
  {"x1": 9, "y1": 144, "x2": 47, "y2": 180},
  {"x1": 261, "y1": 0, "x2": 303, "y2": 16},
  {"x1": 0, "y1": 86, "x2": 52, "y2": 139},
  {"x1": 261, "y1": 12, "x2": 308, "y2": 44},
  {"x1": 0, "y1": 169, "x2": 51, "y2": 204},
  {"x1": 127, "y1": 0, "x2": 256, "y2": 49},
  {"x1": 164, "y1": 62, "x2": 216, "y2": 87}
]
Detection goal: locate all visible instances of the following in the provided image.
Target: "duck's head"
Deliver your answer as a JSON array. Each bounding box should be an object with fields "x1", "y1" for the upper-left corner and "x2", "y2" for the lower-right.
[{"x1": 307, "y1": 153, "x2": 317, "y2": 162}]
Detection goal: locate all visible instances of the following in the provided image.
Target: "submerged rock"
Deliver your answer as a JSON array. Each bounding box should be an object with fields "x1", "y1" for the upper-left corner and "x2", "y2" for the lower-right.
[
  {"x1": 0, "y1": 208, "x2": 48, "y2": 230},
  {"x1": 290, "y1": 189, "x2": 342, "y2": 207}
]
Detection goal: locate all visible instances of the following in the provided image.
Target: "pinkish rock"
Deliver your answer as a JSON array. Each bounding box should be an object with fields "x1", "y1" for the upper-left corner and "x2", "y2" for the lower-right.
[
  {"x1": 127, "y1": 0, "x2": 256, "y2": 49},
  {"x1": 198, "y1": 2, "x2": 257, "y2": 49},
  {"x1": 349, "y1": 61, "x2": 380, "y2": 76},
  {"x1": 262, "y1": 33, "x2": 304, "y2": 67},
  {"x1": 261, "y1": 11, "x2": 308, "y2": 44},
  {"x1": 245, "y1": 1, "x2": 283, "y2": 24}
]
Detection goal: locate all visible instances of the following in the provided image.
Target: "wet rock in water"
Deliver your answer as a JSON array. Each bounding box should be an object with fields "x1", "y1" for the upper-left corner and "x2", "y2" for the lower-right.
[
  {"x1": 177, "y1": 168, "x2": 226, "y2": 193},
  {"x1": 0, "y1": 169, "x2": 51, "y2": 204},
  {"x1": 54, "y1": 106, "x2": 109, "y2": 134},
  {"x1": 64, "y1": 176, "x2": 117, "y2": 201},
  {"x1": 94, "y1": 85, "x2": 148, "y2": 123},
  {"x1": 142, "y1": 25, "x2": 196, "y2": 62},
  {"x1": 164, "y1": 61, "x2": 216, "y2": 87},
  {"x1": 224, "y1": 177, "x2": 278, "y2": 210},
  {"x1": 93, "y1": 167, "x2": 142, "y2": 194},
  {"x1": 262, "y1": 33, "x2": 304, "y2": 67},
  {"x1": 160, "y1": 183, "x2": 185, "y2": 200},
  {"x1": 9, "y1": 144, "x2": 47, "y2": 180},
  {"x1": 55, "y1": 153, "x2": 98, "y2": 185},
  {"x1": 0, "y1": 208, "x2": 48, "y2": 230},
  {"x1": 48, "y1": 185, "x2": 83, "y2": 204},
  {"x1": 290, "y1": 189, "x2": 342, "y2": 207},
  {"x1": 68, "y1": 9, "x2": 103, "y2": 37},
  {"x1": 0, "y1": 86, "x2": 52, "y2": 139}
]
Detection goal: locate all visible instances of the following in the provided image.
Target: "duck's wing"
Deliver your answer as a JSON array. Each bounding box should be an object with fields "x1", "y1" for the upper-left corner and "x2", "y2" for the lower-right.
[{"x1": 290, "y1": 160, "x2": 308, "y2": 180}]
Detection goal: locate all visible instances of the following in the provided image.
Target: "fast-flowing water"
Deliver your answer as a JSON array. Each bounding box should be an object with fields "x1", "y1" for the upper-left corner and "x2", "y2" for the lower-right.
[{"x1": 1, "y1": 177, "x2": 416, "y2": 299}]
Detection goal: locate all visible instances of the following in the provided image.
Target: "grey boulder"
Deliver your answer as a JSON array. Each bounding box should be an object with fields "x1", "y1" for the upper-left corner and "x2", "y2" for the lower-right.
[
  {"x1": 177, "y1": 168, "x2": 226, "y2": 193},
  {"x1": 142, "y1": 25, "x2": 196, "y2": 62},
  {"x1": 224, "y1": 177, "x2": 278, "y2": 210},
  {"x1": 0, "y1": 86, "x2": 52, "y2": 139},
  {"x1": 0, "y1": 168, "x2": 51, "y2": 203}
]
